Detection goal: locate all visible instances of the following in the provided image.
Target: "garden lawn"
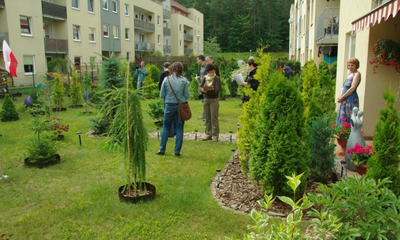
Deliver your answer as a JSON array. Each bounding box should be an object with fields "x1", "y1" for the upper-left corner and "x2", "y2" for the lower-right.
[{"x1": 0, "y1": 92, "x2": 250, "y2": 239}]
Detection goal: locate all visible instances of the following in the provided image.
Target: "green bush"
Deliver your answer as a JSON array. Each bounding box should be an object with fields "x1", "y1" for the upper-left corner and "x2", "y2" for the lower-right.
[
  {"x1": 69, "y1": 71, "x2": 84, "y2": 106},
  {"x1": 301, "y1": 60, "x2": 319, "y2": 107},
  {"x1": 308, "y1": 116, "x2": 336, "y2": 183},
  {"x1": 88, "y1": 116, "x2": 110, "y2": 136},
  {"x1": 47, "y1": 58, "x2": 68, "y2": 74},
  {"x1": 367, "y1": 88, "x2": 400, "y2": 195},
  {"x1": 225, "y1": 60, "x2": 239, "y2": 97},
  {"x1": 143, "y1": 64, "x2": 161, "y2": 99},
  {"x1": 189, "y1": 76, "x2": 200, "y2": 100},
  {"x1": 147, "y1": 98, "x2": 164, "y2": 123},
  {"x1": 0, "y1": 94, "x2": 19, "y2": 121},
  {"x1": 98, "y1": 53, "x2": 124, "y2": 90},
  {"x1": 52, "y1": 72, "x2": 66, "y2": 110},
  {"x1": 249, "y1": 72, "x2": 309, "y2": 197},
  {"x1": 308, "y1": 176, "x2": 400, "y2": 239}
]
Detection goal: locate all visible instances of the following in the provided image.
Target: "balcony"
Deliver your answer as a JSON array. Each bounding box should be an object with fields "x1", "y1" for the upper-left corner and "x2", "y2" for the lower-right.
[
  {"x1": 163, "y1": 27, "x2": 171, "y2": 36},
  {"x1": 184, "y1": 33, "x2": 193, "y2": 42},
  {"x1": 315, "y1": 7, "x2": 339, "y2": 45},
  {"x1": 0, "y1": 32, "x2": 8, "y2": 51},
  {"x1": 42, "y1": 1, "x2": 67, "y2": 21},
  {"x1": 134, "y1": 19, "x2": 155, "y2": 33},
  {"x1": 163, "y1": 9, "x2": 171, "y2": 19},
  {"x1": 44, "y1": 38, "x2": 68, "y2": 54},
  {"x1": 164, "y1": 45, "x2": 171, "y2": 54},
  {"x1": 0, "y1": 0, "x2": 4, "y2": 9},
  {"x1": 135, "y1": 41, "x2": 155, "y2": 52},
  {"x1": 184, "y1": 48, "x2": 193, "y2": 56}
]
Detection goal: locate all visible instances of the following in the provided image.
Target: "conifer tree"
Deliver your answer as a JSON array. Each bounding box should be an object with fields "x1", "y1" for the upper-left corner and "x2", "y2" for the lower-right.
[
  {"x1": 0, "y1": 94, "x2": 19, "y2": 121},
  {"x1": 69, "y1": 70, "x2": 84, "y2": 106}
]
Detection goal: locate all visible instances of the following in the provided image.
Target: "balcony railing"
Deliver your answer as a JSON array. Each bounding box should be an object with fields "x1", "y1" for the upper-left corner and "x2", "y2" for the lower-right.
[
  {"x1": 184, "y1": 48, "x2": 193, "y2": 56},
  {"x1": 184, "y1": 33, "x2": 193, "y2": 42},
  {"x1": 0, "y1": 32, "x2": 9, "y2": 51},
  {"x1": 134, "y1": 19, "x2": 155, "y2": 33},
  {"x1": 42, "y1": 1, "x2": 67, "y2": 20},
  {"x1": 163, "y1": 27, "x2": 171, "y2": 36},
  {"x1": 315, "y1": 7, "x2": 339, "y2": 44},
  {"x1": 163, "y1": 9, "x2": 171, "y2": 19},
  {"x1": 135, "y1": 41, "x2": 155, "y2": 52},
  {"x1": 164, "y1": 45, "x2": 171, "y2": 54},
  {"x1": 44, "y1": 38, "x2": 68, "y2": 54}
]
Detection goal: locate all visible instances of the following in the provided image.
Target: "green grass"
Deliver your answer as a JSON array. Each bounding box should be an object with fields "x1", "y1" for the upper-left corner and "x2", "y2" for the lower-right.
[{"x1": 0, "y1": 93, "x2": 250, "y2": 239}]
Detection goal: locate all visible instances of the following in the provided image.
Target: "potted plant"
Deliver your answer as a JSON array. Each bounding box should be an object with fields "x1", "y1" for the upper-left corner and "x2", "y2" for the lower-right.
[
  {"x1": 370, "y1": 39, "x2": 400, "y2": 74},
  {"x1": 0, "y1": 93, "x2": 19, "y2": 122},
  {"x1": 69, "y1": 70, "x2": 84, "y2": 108},
  {"x1": 347, "y1": 143, "x2": 373, "y2": 175},
  {"x1": 147, "y1": 98, "x2": 164, "y2": 126},
  {"x1": 104, "y1": 63, "x2": 155, "y2": 203},
  {"x1": 24, "y1": 107, "x2": 60, "y2": 168},
  {"x1": 332, "y1": 117, "x2": 351, "y2": 156}
]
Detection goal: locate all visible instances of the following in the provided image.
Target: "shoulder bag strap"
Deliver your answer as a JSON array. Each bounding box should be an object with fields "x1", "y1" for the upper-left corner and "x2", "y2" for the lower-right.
[{"x1": 167, "y1": 76, "x2": 181, "y2": 104}]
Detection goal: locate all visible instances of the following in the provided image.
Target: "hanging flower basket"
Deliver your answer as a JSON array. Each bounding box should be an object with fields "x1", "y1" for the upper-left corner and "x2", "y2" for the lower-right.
[{"x1": 370, "y1": 39, "x2": 400, "y2": 74}]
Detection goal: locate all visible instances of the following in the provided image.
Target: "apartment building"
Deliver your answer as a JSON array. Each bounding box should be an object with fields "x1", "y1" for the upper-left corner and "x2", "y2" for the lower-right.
[
  {"x1": 289, "y1": 0, "x2": 400, "y2": 138},
  {"x1": 0, "y1": 0, "x2": 203, "y2": 87}
]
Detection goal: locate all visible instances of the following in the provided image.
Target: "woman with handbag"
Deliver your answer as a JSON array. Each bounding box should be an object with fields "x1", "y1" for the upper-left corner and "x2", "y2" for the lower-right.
[
  {"x1": 199, "y1": 63, "x2": 221, "y2": 142},
  {"x1": 157, "y1": 62, "x2": 190, "y2": 156}
]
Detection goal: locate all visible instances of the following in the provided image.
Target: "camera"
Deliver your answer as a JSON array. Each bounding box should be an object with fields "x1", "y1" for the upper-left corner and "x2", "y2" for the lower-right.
[{"x1": 135, "y1": 64, "x2": 141, "y2": 69}]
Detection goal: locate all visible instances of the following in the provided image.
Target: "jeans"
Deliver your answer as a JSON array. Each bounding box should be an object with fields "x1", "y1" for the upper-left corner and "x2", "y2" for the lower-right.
[
  {"x1": 137, "y1": 81, "x2": 144, "y2": 90},
  {"x1": 163, "y1": 102, "x2": 176, "y2": 137},
  {"x1": 159, "y1": 103, "x2": 184, "y2": 154}
]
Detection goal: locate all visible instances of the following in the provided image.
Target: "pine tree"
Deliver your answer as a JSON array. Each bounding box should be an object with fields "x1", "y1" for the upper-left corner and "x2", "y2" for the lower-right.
[
  {"x1": 69, "y1": 70, "x2": 84, "y2": 106},
  {"x1": 0, "y1": 94, "x2": 19, "y2": 121}
]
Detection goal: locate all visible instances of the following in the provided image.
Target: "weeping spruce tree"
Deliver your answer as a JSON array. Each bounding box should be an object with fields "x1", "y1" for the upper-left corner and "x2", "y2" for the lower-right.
[
  {"x1": 105, "y1": 64, "x2": 148, "y2": 190},
  {"x1": 249, "y1": 72, "x2": 309, "y2": 197},
  {"x1": 367, "y1": 88, "x2": 400, "y2": 195}
]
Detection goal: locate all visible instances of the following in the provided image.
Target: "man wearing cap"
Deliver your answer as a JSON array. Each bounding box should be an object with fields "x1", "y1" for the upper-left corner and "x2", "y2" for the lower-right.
[{"x1": 159, "y1": 62, "x2": 170, "y2": 90}]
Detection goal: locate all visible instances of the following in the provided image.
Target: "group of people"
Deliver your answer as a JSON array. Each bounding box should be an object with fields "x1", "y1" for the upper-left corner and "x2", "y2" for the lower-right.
[{"x1": 153, "y1": 55, "x2": 261, "y2": 156}]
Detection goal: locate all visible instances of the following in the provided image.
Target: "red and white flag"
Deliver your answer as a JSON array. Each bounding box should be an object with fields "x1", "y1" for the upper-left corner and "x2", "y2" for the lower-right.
[{"x1": 2, "y1": 40, "x2": 18, "y2": 77}]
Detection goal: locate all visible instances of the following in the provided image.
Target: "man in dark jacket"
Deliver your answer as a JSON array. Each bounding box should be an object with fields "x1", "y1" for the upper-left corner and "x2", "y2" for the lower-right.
[{"x1": 158, "y1": 62, "x2": 171, "y2": 90}]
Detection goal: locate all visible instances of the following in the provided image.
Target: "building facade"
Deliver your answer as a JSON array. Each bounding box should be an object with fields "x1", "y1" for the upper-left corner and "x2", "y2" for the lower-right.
[
  {"x1": 289, "y1": 0, "x2": 400, "y2": 139},
  {"x1": 0, "y1": 0, "x2": 203, "y2": 87}
]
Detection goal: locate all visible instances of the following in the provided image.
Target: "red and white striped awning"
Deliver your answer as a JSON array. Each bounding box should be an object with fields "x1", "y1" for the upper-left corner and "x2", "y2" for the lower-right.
[{"x1": 352, "y1": 0, "x2": 400, "y2": 33}]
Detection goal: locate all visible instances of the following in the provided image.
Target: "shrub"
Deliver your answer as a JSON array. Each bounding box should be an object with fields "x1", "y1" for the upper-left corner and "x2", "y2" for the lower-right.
[
  {"x1": 52, "y1": 72, "x2": 66, "y2": 110},
  {"x1": 367, "y1": 88, "x2": 400, "y2": 195},
  {"x1": 143, "y1": 64, "x2": 161, "y2": 99},
  {"x1": 308, "y1": 176, "x2": 400, "y2": 239},
  {"x1": 69, "y1": 71, "x2": 84, "y2": 106},
  {"x1": 147, "y1": 98, "x2": 164, "y2": 123},
  {"x1": 88, "y1": 116, "x2": 110, "y2": 136},
  {"x1": 301, "y1": 60, "x2": 319, "y2": 107},
  {"x1": 189, "y1": 76, "x2": 200, "y2": 100},
  {"x1": 226, "y1": 60, "x2": 240, "y2": 97},
  {"x1": 249, "y1": 72, "x2": 309, "y2": 197},
  {"x1": 98, "y1": 53, "x2": 124, "y2": 90},
  {"x1": 308, "y1": 116, "x2": 335, "y2": 183},
  {"x1": 0, "y1": 94, "x2": 19, "y2": 121},
  {"x1": 218, "y1": 77, "x2": 229, "y2": 100},
  {"x1": 47, "y1": 58, "x2": 68, "y2": 74}
]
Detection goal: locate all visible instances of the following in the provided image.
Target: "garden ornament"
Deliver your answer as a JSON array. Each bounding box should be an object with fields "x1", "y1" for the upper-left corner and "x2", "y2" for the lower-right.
[{"x1": 345, "y1": 107, "x2": 366, "y2": 171}]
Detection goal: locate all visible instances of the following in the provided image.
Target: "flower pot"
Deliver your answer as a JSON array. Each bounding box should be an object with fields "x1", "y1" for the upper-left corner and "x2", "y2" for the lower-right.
[
  {"x1": 335, "y1": 136, "x2": 347, "y2": 156},
  {"x1": 118, "y1": 182, "x2": 156, "y2": 203},
  {"x1": 24, "y1": 154, "x2": 61, "y2": 169},
  {"x1": 354, "y1": 163, "x2": 368, "y2": 175}
]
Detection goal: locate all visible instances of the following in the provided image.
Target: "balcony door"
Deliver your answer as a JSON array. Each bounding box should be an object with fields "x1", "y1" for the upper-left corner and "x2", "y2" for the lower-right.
[{"x1": 43, "y1": 23, "x2": 52, "y2": 38}]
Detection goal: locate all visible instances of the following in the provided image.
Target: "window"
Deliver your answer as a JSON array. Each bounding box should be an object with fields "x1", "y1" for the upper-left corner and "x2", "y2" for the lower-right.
[
  {"x1": 103, "y1": 24, "x2": 109, "y2": 37},
  {"x1": 43, "y1": 23, "x2": 51, "y2": 38},
  {"x1": 102, "y1": 0, "x2": 108, "y2": 10},
  {"x1": 124, "y1": 4, "x2": 129, "y2": 16},
  {"x1": 179, "y1": 24, "x2": 182, "y2": 32},
  {"x1": 72, "y1": 0, "x2": 79, "y2": 9},
  {"x1": 112, "y1": 0, "x2": 117, "y2": 13},
  {"x1": 157, "y1": 16, "x2": 160, "y2": 25},
  {"x1": 140, "y1": 34, "x2": 144, "y2": 42},
  {"x1": 73, "y1": 25, "x2": 81, "y2": 40},
  {"x1": 125, "y1": 28, "x2": 129, "y2": 40},
  {"x1": 179, "y1": 40, "x2": 182, "y2": 48},
  {"x1": 23, "y1": 55, "x2": 35, "y2": 74},
  {"x1": 126, "y1": 52, "x2": 130, "y2": 60},
  {"x1": 74, "y1": 57, "x2": 81, "y2": 71},
  {"x1": 89, "y1": 27, "x2": 95, "y2": 42},
  {"x1": 20, "y1": 16, "x2": 32, "y2": 35},
  {"x1": 166, "y1": 39, "x2": 169, "y2": 46},
  {"x1": 157, "y1": 35, "x2": 160, "y2": 45},
  {"x1": 113, "y1": 25, "x2": 118, "y2": 39},
  {"x1": 88, "y1": 0, "x2": 94, "y2": 13}
]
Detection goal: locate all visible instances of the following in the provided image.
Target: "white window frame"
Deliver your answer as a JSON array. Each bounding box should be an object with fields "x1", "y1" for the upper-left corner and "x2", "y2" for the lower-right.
[
  {"x1": 73, "y1": 25, "x2": 81, "y2": 41},
  {"x1": 102, "y1": 0, "x2": 108, "y2": 10},
  {"x1": 113, "y1": 25, "x2": 118, "y2": 39},
  {"x1": 89, "y1": 27, "x2": 95, "y2": 42},
  {"x1": 103, "y1": 24, "x2": 109, "y2": 37},
  {"x1": 125, "y1": 28, "x2": 130, "y2": 40},
  {"x1": 72, "y1": 0, "x2": 79, "y2": 9},
  {"x1": 179, "y1": 40, "x2": 182, "y2": 48},
  {"x1": 157, "y1": 35, "x2": 161, "y2": 45},
  {"x1": 20, "y1": 16, "x2": 32, "y2": 36},
  {"x1": 88, "y1": 0, "x2": 94, "y2": 13},
  {"x1": 23, "y1": 55, "x2": 35, "y2": 75},
  {"x1": 157, "y1": 16, "x2": 160, "y2": 25},
  {"x1": 112, "y1": 0, "x2": 117, "y2": 13},
  {"x1": 124, "y1": 4, "x2": 129, "y2": 16}
]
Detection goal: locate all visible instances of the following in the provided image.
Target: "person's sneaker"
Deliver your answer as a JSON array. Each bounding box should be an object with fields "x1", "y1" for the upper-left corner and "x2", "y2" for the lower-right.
[
  {"x1": 155, "y1": 151, "x2": 165, "y2": 155},
  {"x1": 175, "y1": 153, "x2": 181, "y2": 157},
  {"x1": 202, "y1": 137, "x2": 212, "y2": 141},
  {"x1": 212, "y1": 138, "x2": 219, "y2": 142}
]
